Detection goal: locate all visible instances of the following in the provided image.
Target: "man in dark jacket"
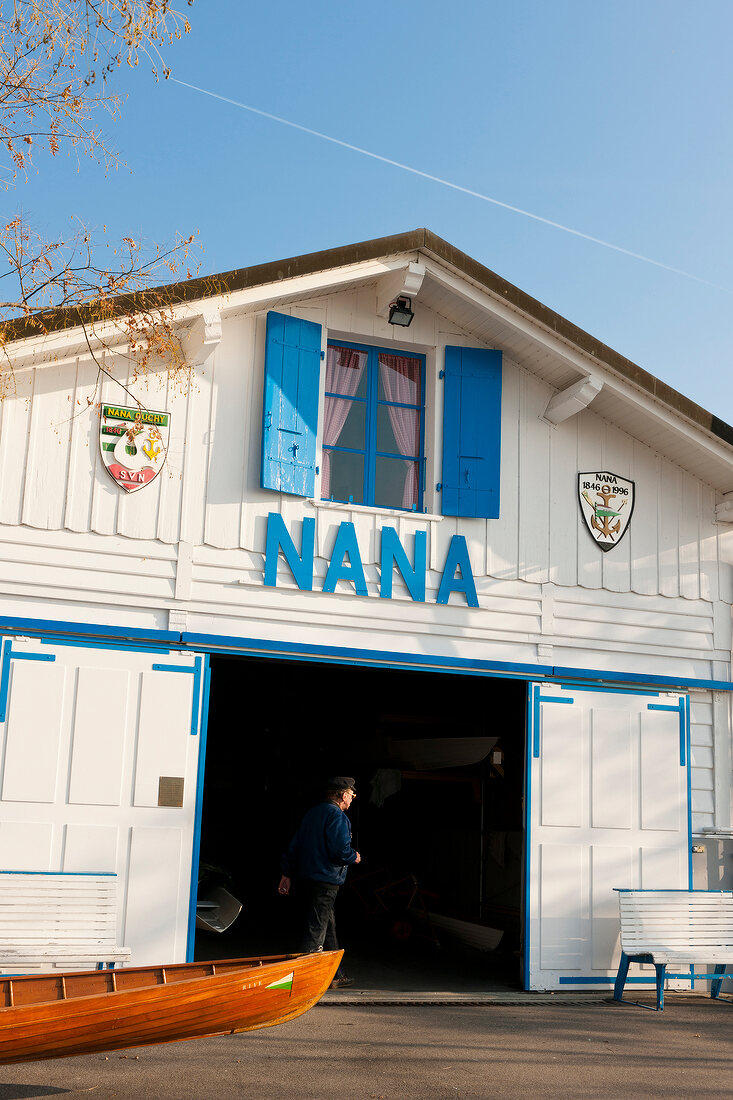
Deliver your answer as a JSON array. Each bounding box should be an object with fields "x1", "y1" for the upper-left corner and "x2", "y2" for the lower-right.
[{"x1": 278, "y1": 777, "x2": 361, "y2": 989}]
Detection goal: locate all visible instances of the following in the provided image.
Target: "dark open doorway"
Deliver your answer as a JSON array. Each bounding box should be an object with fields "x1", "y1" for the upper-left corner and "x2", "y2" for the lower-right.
[{"x1": 195, "y1": 655, "x2": 527, "y2": 992}]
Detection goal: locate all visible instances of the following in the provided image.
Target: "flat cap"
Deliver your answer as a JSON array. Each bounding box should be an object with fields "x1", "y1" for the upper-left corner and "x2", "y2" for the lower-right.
[{"x1": 326, "y1": 776, "x2": 356, "y2": 792}]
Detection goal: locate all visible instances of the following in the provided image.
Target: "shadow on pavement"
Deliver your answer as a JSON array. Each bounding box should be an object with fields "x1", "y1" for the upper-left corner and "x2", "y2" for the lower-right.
[{"x1": 0, "y1": 1086, "x2": 70, "y2": 1099}]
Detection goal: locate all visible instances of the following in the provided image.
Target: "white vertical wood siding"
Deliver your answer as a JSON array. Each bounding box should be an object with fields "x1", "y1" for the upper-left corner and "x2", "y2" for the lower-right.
[{"x1": 1, "y1": 290, "x2": 726, "y2": 606}]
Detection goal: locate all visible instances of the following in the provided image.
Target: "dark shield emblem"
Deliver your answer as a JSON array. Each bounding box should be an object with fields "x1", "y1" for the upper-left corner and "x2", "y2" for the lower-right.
[{"x1": 578, "y1": 472, "x2": 635, "y2": 552}]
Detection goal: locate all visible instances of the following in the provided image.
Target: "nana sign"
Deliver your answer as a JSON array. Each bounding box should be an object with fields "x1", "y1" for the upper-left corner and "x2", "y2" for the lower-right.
[{"x1": 263, "y1": 512, "x2": 478, "y2": 607}]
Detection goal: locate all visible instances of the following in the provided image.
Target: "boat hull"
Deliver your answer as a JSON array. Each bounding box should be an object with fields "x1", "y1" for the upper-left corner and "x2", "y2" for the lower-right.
[{"x1": 0, "y1": 951, "x2": 341, "y2": 1065}]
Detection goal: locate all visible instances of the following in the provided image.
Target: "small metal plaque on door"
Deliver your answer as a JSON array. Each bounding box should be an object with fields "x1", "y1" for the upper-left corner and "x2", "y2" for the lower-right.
[{"x1": 158, "y1": 776, "x2": 184, "y2": 807}]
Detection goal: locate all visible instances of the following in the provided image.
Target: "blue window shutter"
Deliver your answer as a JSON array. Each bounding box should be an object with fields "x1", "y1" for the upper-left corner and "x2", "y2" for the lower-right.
[
  {"x1": 441, "y1": 346, "x2": 502, "y2": 518},
  {"x1": 261, "y1": 311, "x2": 322, "y2": 496}
]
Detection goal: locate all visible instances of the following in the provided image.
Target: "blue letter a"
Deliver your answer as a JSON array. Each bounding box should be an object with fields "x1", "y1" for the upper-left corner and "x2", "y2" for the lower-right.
[
  {"x1": 436, "y1": 535, "x2": 478, "y2": 607},
  {"x1": 380, "y1": 526, "x2": 426, "y2": 602},
  {"x1": 323, "y1": 522, "x2": 368, "y2": 596}
]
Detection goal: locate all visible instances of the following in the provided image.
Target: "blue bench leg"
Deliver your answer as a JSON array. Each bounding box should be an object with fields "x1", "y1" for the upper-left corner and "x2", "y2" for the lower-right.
[
  {"x1": 614, "y1": 952, "x2": 631, "y2": 1002},
  {"x1": 711, "y1": 964, "x2": 726, "y2": 999},
  {"x1": 654, "y1": 964, "x2": 666, "y2": 1011}
]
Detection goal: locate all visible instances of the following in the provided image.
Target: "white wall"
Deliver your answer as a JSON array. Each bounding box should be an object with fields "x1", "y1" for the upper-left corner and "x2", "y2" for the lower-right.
[{"x1": 0, "y1": 283, "x2": 731, "y2": 835}]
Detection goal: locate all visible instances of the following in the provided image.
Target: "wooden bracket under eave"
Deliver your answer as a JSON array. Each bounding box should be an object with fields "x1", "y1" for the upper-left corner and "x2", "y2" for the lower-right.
[
  {"x1": 376, "y1": 262, "x2": 426, "y2": 319},
  {"x1": 714, "y1": 492, "x2": 733, "y2": 524},
  {"x1": 184, "y1": 308, "x2": 222, "y2": 367},
  {"x1": 542, "y1": 373, "x2": 603, "y2": 426}
]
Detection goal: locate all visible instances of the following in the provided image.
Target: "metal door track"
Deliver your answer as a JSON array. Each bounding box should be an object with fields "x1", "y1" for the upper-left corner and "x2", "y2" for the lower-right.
[
  {"x1": 321, "y1": 990, "x2": 730, "y2": 1007},
  {"x1": 320, "y1": 991, "x2": 611, "y2": 1006}
]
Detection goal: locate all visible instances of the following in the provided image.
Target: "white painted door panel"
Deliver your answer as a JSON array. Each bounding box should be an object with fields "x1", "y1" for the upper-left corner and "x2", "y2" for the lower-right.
[
  {"x1": 2, "y1": 660, "x2": 66, "y2": 802},
  {"x1": 0, "y1": 822, "x2": 53, "y2": 869},
  {"x1": 590, "y1": 845, "x2": 632, "y2": 970},
  {"x1": 0, "y1": 637, "x2": 206, "y2": 971},
  {"x1": 68, "y1": 667, "x2": 129, "y2": 806},
  {"x1": 527, "y1": 684, "x2": 689, "y2": 991},
  {"x1": 133, "y1": 670, "x2": 194, "y2": 807}
]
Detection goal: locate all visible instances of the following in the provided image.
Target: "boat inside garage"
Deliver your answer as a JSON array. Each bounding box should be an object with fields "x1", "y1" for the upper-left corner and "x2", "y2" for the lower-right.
[{"x1": 194, "y1": 655, "x2": 527, "y2": 992}]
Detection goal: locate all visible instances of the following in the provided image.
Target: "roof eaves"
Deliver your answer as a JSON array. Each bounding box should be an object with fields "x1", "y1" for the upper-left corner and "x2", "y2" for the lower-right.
[
  {"x1": 0, "y1": 230, "x2": 428, "y2": 345},
  {"x1": 415, "y1": 230, "x2": 733, "y2": 450},
  {"x1": 3, "y1": 228, "x2": 731, "y2": 451}
]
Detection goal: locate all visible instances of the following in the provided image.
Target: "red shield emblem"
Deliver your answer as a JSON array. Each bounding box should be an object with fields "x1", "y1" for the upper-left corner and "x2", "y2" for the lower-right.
[{"x1": 100, "y1": 404, "x2": 170, "y2": 494}]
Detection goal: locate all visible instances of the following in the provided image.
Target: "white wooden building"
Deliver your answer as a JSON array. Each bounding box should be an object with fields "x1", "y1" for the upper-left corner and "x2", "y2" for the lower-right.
[{"x1": 0, "y1": 228, "x2": 732, "y2": 992}]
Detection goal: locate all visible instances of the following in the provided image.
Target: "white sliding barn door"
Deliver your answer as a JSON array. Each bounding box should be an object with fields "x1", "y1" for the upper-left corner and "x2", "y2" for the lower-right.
[
  {"x1": 0, "y1": 635, "x2": 207, "y2": 970},
  {"x1": 526, "y1": 683, "x2": 690, "y2": 991}
]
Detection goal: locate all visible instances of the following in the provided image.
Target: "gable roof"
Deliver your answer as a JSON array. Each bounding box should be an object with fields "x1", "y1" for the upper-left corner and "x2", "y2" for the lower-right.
[{"x1": 6, "y1": 228, "x2": 733, "y2": 492}]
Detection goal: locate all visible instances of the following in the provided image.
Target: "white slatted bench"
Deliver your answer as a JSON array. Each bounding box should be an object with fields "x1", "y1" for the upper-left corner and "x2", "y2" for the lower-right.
[
  {"x1": 614, "y1": 889, "x2": 733, "y2": 1010},
  {"x1": 0, "y1": 871, "x2": 131, "y2": 971}
]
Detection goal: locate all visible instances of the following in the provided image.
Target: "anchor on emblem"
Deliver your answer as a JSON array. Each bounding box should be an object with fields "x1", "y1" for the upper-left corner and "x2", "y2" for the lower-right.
[
  {"x1": 142, "y1": 430, "x2": 163, "y2": 462},
  {"x1": 582, "y1": 484, "x2": 624, "y2": 540}
]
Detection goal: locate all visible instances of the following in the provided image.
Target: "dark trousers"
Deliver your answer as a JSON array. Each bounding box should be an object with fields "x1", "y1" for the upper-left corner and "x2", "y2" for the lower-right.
[{"x1": 297, "y1": 879, "x2": 345, "y2": 976}]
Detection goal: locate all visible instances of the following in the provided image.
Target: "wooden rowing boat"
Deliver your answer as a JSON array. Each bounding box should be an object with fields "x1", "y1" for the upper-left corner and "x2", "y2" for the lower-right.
[{"x1": 0, "y1": 950, "x2": 342, "y2": 1066}]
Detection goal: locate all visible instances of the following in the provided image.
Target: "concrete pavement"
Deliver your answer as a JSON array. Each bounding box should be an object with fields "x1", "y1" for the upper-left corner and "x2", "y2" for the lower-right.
[{"x1": 0, "y1": 997, "x2": 731, "y2": 1099}]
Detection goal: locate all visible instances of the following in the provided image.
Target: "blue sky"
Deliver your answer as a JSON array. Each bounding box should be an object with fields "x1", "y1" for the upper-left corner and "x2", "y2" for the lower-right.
[{"x1": 18, "y1": 1, "x2": 733, "y2": 420}]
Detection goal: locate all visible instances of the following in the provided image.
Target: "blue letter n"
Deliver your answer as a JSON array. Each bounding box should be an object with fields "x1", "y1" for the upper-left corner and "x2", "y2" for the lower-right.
[{"x1": 263, "y1": 512, "x2": 315, "y2": 590}]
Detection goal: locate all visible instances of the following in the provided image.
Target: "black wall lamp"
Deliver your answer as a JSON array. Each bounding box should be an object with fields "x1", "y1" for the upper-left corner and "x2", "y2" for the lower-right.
[{"x1": 388, "y1": 296, "x2": 414, "y2": 327}]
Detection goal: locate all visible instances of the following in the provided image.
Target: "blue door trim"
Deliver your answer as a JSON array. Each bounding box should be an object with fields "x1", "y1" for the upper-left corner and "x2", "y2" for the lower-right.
[
  {"x1": 526, "y1": 685, "x2": 693, "y2": 992},
  {"x1": 41, "y1": 636, "x2": 169, "y2": 655},
  {"x1": 530, "y1": 690, "x2": 572, "y2": 761},
  {"x1": 180, "y1": 635, "x2": 732, "y2": 693},
  {"x1": 523, "y1": 683, "x2": 536, "y2": 990},
  {"x1": 558, "y1": 682, "x2": 660, "y2": 696},
  {"x1": 685, "y1": 694, "x2": 693, "y2": 888},
  {"x1": 559, "y1": 971, "x2": 724, "y2": 984},
  {"x1": 0, "y1": 614, "x2": 178, "y2": 646},
  {"x1": 0, "y1": 639, "x2": 57, "y2": 722},
  {"x1": 151, "y1": 658, "x2": 203, "y2": 735},
  {"x1": 550, "y1": 664, "x2": 729, "y2": 691},
  {"x1": 559, "y1": 975, "x2": 656, "y2": 985},
  {"x1": 187, "y1": 655, "x2": 211, "y2": 962},
  {"x1": 647, "y1": 699, "x2": 687, "y2": 766},
  {"x1": 0, "y1": 613, "x2": 729, "y2": 693}
]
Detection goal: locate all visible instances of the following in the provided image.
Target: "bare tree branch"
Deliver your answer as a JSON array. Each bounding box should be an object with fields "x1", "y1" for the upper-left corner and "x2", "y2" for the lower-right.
[
  {"x1": 0, "y1": 1, "x2": 198, "y2": 406},
  {"x1": 0, "y1": 1, "x2": 193, "y2": 173}
]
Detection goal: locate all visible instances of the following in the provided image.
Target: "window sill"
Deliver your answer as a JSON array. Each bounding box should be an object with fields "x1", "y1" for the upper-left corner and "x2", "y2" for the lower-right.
[{"x1": 309, "y1": 499, "x2": 444, "y2": 522}]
